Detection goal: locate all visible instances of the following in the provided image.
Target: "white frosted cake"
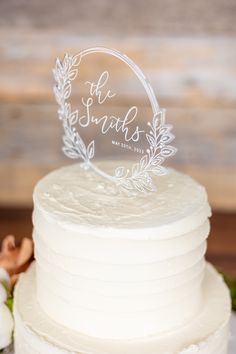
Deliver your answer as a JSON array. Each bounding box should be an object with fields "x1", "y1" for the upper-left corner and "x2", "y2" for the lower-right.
[{"x1": 14, "y1": 162, "x2": 231, "y2": 354}]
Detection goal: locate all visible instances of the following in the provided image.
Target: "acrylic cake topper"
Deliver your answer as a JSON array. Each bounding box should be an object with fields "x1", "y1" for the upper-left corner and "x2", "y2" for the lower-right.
[{"x1": 53, "y1": 47, "x2": 177, "y2": 193}]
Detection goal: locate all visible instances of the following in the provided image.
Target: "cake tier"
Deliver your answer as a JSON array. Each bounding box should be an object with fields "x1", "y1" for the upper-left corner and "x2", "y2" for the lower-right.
[
  {"x1": 33, "y1": 163, "x2": 211, "y2": 339},
  {"x1": 14, "y1": 263, "x2": 231, "y2": 354}
]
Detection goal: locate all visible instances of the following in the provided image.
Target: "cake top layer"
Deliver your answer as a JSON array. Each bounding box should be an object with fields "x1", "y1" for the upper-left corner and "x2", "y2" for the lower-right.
[{"x1": 33, "y1": 162, "x2": 210, "y2": 238}]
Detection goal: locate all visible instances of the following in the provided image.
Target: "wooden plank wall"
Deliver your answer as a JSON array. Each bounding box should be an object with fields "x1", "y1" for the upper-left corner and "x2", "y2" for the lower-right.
[{"x1": 0, "y1": 1, "x2": 236, "y2": 210}]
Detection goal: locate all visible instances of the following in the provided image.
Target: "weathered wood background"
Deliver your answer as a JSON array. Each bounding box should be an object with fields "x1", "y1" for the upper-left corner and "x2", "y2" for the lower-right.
[{"x1": 0, "y1": 0, "x2": 236, "y2": 210}]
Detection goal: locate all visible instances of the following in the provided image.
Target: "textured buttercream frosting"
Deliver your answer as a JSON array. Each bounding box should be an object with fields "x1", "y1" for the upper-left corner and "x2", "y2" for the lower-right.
[
  {"x1": 31, "y1": 162, "x2": 212, "y2": 339},
  {"x1": 33, "y1": 161, "x2": 211, "y2": 238},
  {"x1": 14, "y1": 263, "x2": 231, "y2": 354}
]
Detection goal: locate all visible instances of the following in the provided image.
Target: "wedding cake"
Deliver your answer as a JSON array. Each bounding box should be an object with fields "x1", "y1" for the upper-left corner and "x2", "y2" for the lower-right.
[{"x1": 13, "y1": 161, "x2": 231, "y2": 354}]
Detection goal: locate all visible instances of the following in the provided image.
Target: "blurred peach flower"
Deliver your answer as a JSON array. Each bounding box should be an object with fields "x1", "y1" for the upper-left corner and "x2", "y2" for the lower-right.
[{"x1": 0, "y1": 235, "x2": 33, "y2": 285}]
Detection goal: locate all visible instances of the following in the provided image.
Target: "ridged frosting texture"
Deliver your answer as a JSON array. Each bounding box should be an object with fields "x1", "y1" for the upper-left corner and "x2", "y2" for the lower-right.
[
  {"x1": 14, "y1": 263, "x2": 231, "y2": 354},
  {"x1": 32, "y1": 162, "x2": 211, "y2": 339}
]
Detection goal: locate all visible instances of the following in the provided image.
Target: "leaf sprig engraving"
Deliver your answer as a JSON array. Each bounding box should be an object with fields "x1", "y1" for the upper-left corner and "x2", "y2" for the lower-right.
[
  {"x1": 53, "y1": 53, "x2": 95, "y2": 162},
  {"x1": 114, "y1": 110, "x2": 176, "y2": 192},
  {"x1": 53, "y1": 50, "x2": 177, "y2": 193}
]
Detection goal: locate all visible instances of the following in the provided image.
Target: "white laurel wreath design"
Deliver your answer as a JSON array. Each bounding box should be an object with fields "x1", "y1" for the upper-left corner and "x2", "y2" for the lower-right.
[{"x1": 53, "y1": 53, "x2": 177, "y2": 192}]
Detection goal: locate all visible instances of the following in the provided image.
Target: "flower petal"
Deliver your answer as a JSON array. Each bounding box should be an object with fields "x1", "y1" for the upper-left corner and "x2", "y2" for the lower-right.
[{"x1": 0, "y1": 304, "x2": 14, "y2": 349}]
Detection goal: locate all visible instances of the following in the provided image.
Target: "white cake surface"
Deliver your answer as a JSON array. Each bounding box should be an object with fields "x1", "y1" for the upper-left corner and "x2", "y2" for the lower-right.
[
  {"x1": 14, "y1": 262, "x2": 231, "y2": 354},
  {"x1": 33, "y1": 162, "x2": 211, "y2": 238},
  {"x1": 32, "y1": 163, "x2": 212, "y2": 338}
]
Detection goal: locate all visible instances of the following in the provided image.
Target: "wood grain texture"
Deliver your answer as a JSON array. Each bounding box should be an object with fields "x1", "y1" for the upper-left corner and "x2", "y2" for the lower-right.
[
  {"x1": 0, "y1": 32, "x2": 236, "y2": 105},
  {"x1": 0, "y1": 2, "x2": 235, "y2": 209},
  {"x1": 0, "y1": 0, "x2": 236, "y2": 35},
  {"x1": 1, "y1": 103, "x2": 235, "y2": 164},
  {"x1": 0, "y1": 101, "x2": 235, "y2": 209}
]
